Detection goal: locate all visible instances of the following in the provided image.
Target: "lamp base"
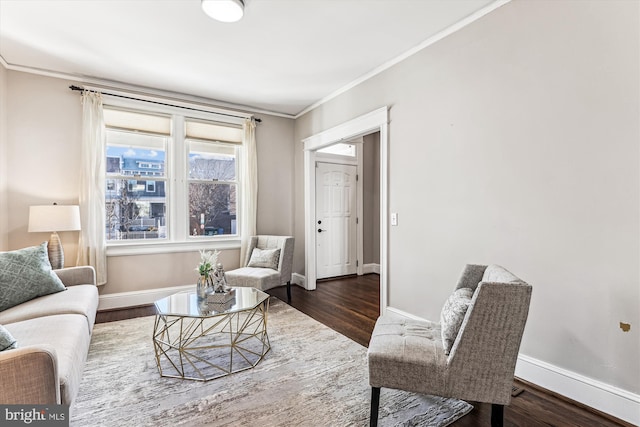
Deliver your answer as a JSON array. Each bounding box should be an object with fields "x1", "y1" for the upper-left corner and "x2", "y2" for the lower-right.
[{"x1": 48, "y1": 232, "x2": 64, "y2": 270}]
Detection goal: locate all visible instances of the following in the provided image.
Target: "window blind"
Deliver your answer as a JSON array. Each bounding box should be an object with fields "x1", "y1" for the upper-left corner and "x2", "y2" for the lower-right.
[
  {"x1": 185, "y1": 119, "x2": 243, "y2": 144},
  {"x1": 104, "y1": 107, "x2": 172, "y2": 135}
]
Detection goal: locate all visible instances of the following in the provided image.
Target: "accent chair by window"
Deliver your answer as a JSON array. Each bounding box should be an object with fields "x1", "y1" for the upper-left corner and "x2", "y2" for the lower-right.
[{"x1": 225, "y1": 236, "x2": 295, "y2": 302}]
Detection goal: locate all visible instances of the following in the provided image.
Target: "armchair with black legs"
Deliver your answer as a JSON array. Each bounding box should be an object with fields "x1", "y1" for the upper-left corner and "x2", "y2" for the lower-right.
[
  {"x1": 225, "y1": 235, "x2": 295, "y2": 302},
  {"x1": 367, "y1": 264, "x2": 532, "y2": 427}
]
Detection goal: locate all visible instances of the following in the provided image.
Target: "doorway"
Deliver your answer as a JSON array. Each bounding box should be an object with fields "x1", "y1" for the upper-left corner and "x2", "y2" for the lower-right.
[{"x1": 302, "y1": 107, "x2": 389, "y2": 314}]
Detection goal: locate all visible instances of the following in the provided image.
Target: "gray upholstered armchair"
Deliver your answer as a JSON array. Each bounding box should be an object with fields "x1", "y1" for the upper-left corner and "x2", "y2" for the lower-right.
[
  {"x1": 225, "y1": 236, "x2": 295, "y2": 302},
  {"x1": 367, "y1": 264, "x2": 532, "y2": 427}
]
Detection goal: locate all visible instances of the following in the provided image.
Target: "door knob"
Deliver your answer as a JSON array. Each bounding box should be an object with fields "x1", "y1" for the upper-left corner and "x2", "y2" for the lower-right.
[{"x1": 318, "y1": 228, "x2": 326, "y2": 233}]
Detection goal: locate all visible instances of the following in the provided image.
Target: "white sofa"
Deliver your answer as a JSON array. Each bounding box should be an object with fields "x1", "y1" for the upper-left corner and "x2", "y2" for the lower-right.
[{"x1": 0, "y1": 266, "x2": 99, "y2": 405}]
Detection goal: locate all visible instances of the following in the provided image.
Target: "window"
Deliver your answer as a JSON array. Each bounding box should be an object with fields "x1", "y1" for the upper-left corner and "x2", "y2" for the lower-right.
[
  {"x1": 317, "y1": 142, "x2": 356, "y2": 157},
  {"x1": 105, "y1": 129, "x2": 168, "y2": 241},
  {"x1": 185, "y1": 119, "x2": 242, "y2": 238},
  {"x1": 139, "y1": 162, "x2": 162, "y2": 170},
  {"x1": 187, "y1": 141, "x2": 237, "y2": 237},
  {"x1": 103, "y1": 106, "x2": 244, "y2": 249}
]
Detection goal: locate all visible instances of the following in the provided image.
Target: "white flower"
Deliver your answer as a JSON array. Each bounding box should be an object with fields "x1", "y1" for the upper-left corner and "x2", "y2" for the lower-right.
[{"x1": 196, "y1": 249, "x2": 220, "y2": 276}]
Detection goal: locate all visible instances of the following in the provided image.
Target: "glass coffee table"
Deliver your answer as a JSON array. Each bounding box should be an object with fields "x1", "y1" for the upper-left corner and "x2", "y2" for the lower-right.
[{"x1": 153, "y1": 287, "x2": 270, "y2": 381}]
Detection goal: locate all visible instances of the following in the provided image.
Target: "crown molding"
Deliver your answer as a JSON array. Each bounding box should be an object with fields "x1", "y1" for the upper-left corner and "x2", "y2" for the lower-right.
[
  {"x1": 294, "y1": 0, "x2": 511, "y2": 118},
  {"x1": 0, "y1": 60, "x2": 296, "y2": 120}
]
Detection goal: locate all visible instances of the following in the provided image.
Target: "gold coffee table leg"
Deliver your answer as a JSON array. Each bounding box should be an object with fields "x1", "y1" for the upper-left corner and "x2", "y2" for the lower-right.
[{"x1": 153, "y1": 298, "x2": 270, "y2": 381}]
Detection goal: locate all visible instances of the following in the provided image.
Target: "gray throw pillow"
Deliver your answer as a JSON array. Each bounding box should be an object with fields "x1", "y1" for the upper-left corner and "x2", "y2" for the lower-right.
[
  {"x1": 0, "y1": 325, "x2": 17, "y2": 351},
  {"x1": 481, "y1": 264, "x2": 523, "y2": 284},
  {"x1": 0, "y1": 243, "x2": 66, "y2": 312},
  {"x1": 440, "y1": 287, "x2": 474, "y2": 355},
  {"x1": 247, "y1": 248, "x2": 280, "y2": 270}
]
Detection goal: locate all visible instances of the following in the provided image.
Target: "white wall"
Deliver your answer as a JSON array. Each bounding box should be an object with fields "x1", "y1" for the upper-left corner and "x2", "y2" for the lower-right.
[
  {"x1": 0, "y1": 63, "x2": 8, "y2": 251},
  {"x1": 255, "y1": 114, "x2": 295, "y2": 237},
  {"x1": 295, "y1": 0, "x2": 639, "y2": 400},
  {"x1": 4, "y1": 71, "x2": 296, "y2": 295},
  {"x1": 6, "y1": 71, "x2": 82, "y2": 259}
]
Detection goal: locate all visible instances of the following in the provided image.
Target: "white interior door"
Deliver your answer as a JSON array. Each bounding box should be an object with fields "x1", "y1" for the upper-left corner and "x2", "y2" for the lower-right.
[{"x1": 316, "y1": 162, "x2": 357, "y2": 279}]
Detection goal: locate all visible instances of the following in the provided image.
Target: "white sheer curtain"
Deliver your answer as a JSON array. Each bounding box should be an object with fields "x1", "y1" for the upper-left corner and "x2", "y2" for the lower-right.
[
  {"x1": 76, "y1": 91, "x2": 107, "y2": 285},
  {"x1": 239, "y1": 118, "x2": 257, "y2": 265}
]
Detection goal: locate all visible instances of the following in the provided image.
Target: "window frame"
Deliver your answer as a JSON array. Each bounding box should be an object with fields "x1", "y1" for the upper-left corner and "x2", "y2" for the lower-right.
[{"x1": 103, "y1": 97, "x2": 247, "y2": 256}]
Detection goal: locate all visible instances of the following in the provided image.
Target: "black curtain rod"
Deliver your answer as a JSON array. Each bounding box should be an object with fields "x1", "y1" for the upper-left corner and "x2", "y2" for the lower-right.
[{"x1": 68, "y1": 85, "x2": 261, "y2": 123}]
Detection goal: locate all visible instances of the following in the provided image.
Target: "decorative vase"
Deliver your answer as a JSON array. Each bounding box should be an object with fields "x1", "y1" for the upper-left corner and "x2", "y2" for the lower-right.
[{"x1": 197, "y1": 274, "x2": 211, "y2": 299}]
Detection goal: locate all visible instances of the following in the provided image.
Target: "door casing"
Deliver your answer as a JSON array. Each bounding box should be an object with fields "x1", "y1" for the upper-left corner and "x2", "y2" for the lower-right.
[{"x1": 302, "y1": 107, "x2": 389, "y2": 315}]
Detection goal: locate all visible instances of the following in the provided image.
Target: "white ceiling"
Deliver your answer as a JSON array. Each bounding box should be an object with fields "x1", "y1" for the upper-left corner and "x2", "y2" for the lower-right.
[{"x1": 0, "y1": 0, "x2": 498, "y2": 117}]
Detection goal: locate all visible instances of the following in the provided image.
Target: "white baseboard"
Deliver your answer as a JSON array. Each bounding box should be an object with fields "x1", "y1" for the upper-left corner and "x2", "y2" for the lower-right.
[
  {"x1": 362, "y1": 263, "x2": 380, "y2": 275},
  {"x1": 386, "y1": 306, "x2": 640, "y2": 425},
  {"x1": 385, "y1": 306, "x2": 426, "y2": 321},
  {"x1": 515, "y1": 354, "x2": 639, "y2": 425},
  {"x1": 292, "y1": 273, "x2": 306, "y2": 288},
  {"x1": 98, "y1": 284, "x2": 193, "y2": 310},
  {"x1": 292, "y1": 270, "x2": 380, "y2": 289}
]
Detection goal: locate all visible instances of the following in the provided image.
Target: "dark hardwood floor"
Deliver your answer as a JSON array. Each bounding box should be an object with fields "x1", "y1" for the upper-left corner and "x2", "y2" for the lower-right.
[
  {"x1": 96, "y1": 275, "x2": 631, "y2": 427},
  {"x1": 269, "y1": 273, "x2": 380, "y2": 347}
]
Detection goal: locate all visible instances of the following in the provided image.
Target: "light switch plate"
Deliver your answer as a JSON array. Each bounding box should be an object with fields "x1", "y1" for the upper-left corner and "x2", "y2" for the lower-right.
[{"x1": 391, "y1": 212, "x2": 398, "y2": 226}]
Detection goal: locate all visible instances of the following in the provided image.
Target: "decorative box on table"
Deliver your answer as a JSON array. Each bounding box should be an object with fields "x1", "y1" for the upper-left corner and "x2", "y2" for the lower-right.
[{"x1": 207, "y1": 288, "x2": 236, "y2": 304}]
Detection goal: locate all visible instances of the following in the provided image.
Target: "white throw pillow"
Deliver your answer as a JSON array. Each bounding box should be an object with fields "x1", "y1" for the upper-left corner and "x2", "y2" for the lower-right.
[{"x1": 247, "y1": 248, "x2": 280, "y2": 270}]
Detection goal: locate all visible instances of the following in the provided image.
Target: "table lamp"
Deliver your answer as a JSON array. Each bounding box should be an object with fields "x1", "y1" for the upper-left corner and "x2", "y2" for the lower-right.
[{"x1": 28, "y1": 203, "x2": 81, "y2": 269}]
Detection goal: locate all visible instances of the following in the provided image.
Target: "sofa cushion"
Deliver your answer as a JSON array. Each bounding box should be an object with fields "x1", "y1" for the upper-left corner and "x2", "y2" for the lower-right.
[
  {"x1": 4, "y1": 314, "x2": 92, "y2": 405},
  {"x1": 440, "y1": 287, "x2": 474, "y2": 355},
  {"x1": 0, "y1": 243, "x2": 66, "y2": 312},
  {"x1": 247, "y1": 248, "x2": 280, "y2": 270},
  {"x1": 0, "y1": 325, "x2": 17, "y2": 351},
  {"x1": 0, "y1": 285, "x2": 99, "y2": 333}
]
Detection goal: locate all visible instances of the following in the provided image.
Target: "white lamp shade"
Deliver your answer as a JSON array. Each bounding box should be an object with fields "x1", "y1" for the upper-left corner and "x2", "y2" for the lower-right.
[
  {"x1": 201, "y1": 0, "x2": 244, "y2": 23},
  {"x1": 28, "y1": 205, "x2": 81, "y2": 233}
]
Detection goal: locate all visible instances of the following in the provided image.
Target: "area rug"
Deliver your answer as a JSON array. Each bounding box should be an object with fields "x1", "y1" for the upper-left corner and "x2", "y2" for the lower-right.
[{"x1": 71, "y1": 299, "x2": 472, "y2": 426}]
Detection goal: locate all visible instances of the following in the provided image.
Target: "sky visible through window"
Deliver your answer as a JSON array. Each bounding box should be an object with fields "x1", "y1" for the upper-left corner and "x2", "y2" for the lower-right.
[
  {"x1": 106, "y1": 146, "x2": 165, "y2": 161},
  {"x1": 106, "y1": 146, "x2": 229, "y2": 163}
]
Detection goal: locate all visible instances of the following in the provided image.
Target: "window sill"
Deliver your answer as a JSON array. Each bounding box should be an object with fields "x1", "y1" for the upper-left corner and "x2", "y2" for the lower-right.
[{"x1": 106, "y1": 238, "x2": 241, "y2": 257}]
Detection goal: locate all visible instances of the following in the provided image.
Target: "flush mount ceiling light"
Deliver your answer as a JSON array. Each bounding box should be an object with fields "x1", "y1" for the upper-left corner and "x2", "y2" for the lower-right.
[{"x1": 201, "y1": 0, "x2": 245, "y2": 23}]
